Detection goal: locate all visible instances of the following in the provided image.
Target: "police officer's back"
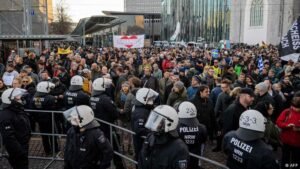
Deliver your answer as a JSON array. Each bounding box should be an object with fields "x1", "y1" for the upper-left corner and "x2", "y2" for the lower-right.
[
  {"x1": 89, "y1": 77, "x2": 119, "y2": 136},
  {"x1": 0, "y1": 88, "x2": 31, "y2": 169},
  {"x1": 32, "y1": 81, "x2": 59, "y2": 154},
  {"x1": 139, "y1": 105, "x2": 190, "y2": 169},
  {"x1": 176, "y1": 101, "x2": 207, "y2": 169},
  {"x1": 64, "y1": 75, "x2": 90, "y2": 109},
  {"x1": 131, "y1": 88, "x2": 158, "y2": 160},
  {"x1": 223, "y1": 110, "x2": 279, "y2": 169},
  {"x1": 63, "y1": 105, "x2": 113, "y2": 169}
]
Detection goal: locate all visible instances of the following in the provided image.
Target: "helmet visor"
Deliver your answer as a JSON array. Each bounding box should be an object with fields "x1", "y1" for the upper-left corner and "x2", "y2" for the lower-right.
[
  {"x1": 145, "y1": 110, "x2": 165, "y2": 132},
  {"x1": 63, "y1": 106, "x2": 82, "y2": 127}
]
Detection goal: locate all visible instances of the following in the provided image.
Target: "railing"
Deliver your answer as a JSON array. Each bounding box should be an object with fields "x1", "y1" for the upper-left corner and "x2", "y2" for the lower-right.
[{"x1": 0, "y1": 109, "x2": 229, "y2": 169}]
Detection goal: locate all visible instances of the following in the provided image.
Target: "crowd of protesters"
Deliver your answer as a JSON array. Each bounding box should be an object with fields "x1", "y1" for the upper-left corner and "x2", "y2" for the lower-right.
[{"x1": 0, "y1": 43, "x2": 300, "y2": 169}]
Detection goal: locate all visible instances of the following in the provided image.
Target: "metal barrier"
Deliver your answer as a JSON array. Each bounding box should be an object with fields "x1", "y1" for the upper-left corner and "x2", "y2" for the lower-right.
[{"x1": 0, "y1": 109, "x2": 229, "y2": 169}]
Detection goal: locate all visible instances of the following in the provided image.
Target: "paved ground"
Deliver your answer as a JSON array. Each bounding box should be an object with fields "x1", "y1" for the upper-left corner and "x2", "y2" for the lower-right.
[{"x1": 0, "y1": 135, "x2": 228, "y2": 169}]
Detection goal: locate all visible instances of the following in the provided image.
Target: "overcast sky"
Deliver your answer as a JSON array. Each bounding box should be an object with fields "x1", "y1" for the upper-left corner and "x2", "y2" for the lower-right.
[{"x1": 53, "y1": 0, "x2": 124, "y2": 22}]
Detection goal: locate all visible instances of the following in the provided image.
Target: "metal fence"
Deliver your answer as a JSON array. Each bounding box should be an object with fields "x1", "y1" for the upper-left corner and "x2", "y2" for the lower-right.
[{"x1": 0, "y1": 109, "x2": 229, "y2": 169}]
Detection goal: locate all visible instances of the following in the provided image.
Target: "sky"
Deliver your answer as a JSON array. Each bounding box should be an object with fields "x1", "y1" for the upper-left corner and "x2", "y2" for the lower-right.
[{"x1": 53, "y1": 0, "x2": 124, "y2": 22}]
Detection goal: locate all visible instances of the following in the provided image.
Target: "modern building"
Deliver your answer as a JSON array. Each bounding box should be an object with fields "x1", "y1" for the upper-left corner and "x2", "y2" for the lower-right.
[
  {"x1": 161, "y1": 0, "x2": 231, "y2": 43},
  {"x1": 38, "y1": 0, "x2": 54, "y2": 23},
  {"x1": 0, "y1": 0, "x2": 52, "y2": 35},
  {"x1": 230, "y1": 0, "x2": 300, "y2": 45},
  {"x1": 124, "y1": 0, "x2": 161, "y2": 13}
]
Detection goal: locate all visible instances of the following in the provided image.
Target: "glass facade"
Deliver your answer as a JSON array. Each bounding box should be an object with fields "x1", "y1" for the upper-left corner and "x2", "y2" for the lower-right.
[{"x1": 161, "y1": 0, "x2": 231, "y2": 43}]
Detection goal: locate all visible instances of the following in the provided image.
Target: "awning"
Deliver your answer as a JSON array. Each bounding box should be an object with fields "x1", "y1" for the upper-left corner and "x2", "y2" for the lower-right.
[{"x1": 71, "y1": 15, "x2": 124, "y2": 35}]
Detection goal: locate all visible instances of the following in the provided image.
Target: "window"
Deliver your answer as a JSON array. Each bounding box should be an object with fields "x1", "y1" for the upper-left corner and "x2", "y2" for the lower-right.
[{"x1": 250, "y1": 0, "x2": 264, "y2": 26}]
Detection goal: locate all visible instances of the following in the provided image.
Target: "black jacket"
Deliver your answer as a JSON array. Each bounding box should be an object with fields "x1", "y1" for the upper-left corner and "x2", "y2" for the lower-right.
[
  {"x1": 51, "y1": 83, "x2": 67, "y2": 110},
  {"x1": 0, "y1": 106, "x2": 31, "y2": 168},
  {"x1": 141, "y1": 75, "x2": 159, "y2": 92},
  {"x1": 223, "y1": 131, "x2": 279, "y2": 169},
  {"x1": 138, "y1": 132, "x2": 190, "y2": 169},
  {"x1": 222, "y1": 101, "x2": 247, "y2": 134},
  {"x1": 64, "y1": 89, "x2": 90, "y2": 109},
  {"x1": 64, "y1": 120, "x2": 113, "y2": 169},
  {"x1": 32, "y1": 93, "x2": 56, "y2": 120},
  {"x1": 89, "y1": 92, "x2": 119, "y2": 138},
  {"x1": 190, "y1": 96, "x2": 216, "y2": 137}
]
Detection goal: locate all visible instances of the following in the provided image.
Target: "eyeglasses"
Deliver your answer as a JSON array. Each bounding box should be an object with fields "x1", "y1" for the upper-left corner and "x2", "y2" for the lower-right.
[{"x1": 22, "y1": 81, "x2": 28, "y2": 83}]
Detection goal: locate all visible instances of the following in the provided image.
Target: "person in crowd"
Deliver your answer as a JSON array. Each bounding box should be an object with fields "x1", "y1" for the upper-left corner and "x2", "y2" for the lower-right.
[
  {"x1": 152, "y1": 63, "x2": 162, "y2": 80},
  {"x1": 233, "y1": 72, "x2": 246, "y2": 88},
  {"x1": 179, "y1": 68, "x2": 190, "y2": 87},
  {"x1": 159, "y1": 71, "x2": 173, "y2": 103},
  {"x1": 212, "y1": 59, "x2": 222, "y2": 77},
  {"x1": 0, "y1": 78, "x2": 7, "y2": 104},
  {"x1": 223, "y1": 88, "x2": 255, "y2": 134},
  {"x1": 167, "y1": 81, "x2": 187, "y2": 107},
  {"x1": 12, "y1": 77, "x2": 22, "y2": 88},
  {"x1": 40, "y1": 70, "x2": 51, "y2": 81},
  {"x1": 245, "y1": 75, "x2": 255, "y2": 90},
  {"x1": 23, "y1": 65, "x2": 39, "y2": 85},
  {"x1": 177, "y1": 101, "x2": 207, "y2": 169},
  {"x1": 90, "y1": 63, "x2": 101, "y2": 81},
  {"x1": 141, "y1": 66, "x2": 159, "y2": 92},
  {"x1": 210, "y1": 77, "x2": 222, "y2": 107},
  {"x1": 32, "y1": 81, "x2": 59, "y2": 155},
  {"x1": 223, "y1": 110, "x2": 279, "y2": 169},
  {"x1": 191, "y1": 85, "x2": 216, "y2": 140},
  {"x1": 223, "y1": 65, "x2": 237, "y2": 83},
  {"x1": 281, "y1": 76, "x2": 295, "y2": 109},
  {"x1": 138, "y1": 105, "x2": 190, "y2": 169},
  {"x1": 123, "y1": 76, "x2": 141, "y2": 120},
  {"x1": 272, "y1": 83, "x2": 286, "y2": 102},
  {"x1": 63, "y1": 105, "x2": 113, "y2": 169},
  {"x1": 3, "y1": 63, "x2": 19, "y2": 86},
  {"x1": 187, "y1": 75, "x2": 201, "y2": 100},
  {"x1": 81, "y1": 68, "x2": 92, "y2": 95},
  {"x1": 0, "y1": 88, "x2": 31, "y2": 169},
  {"x1": 64, "y1": 75, "x2": 90, "y2": 109},
  {"x1": 255, "y1": 82, "x2": 275, "y2": 106},
  {"x1": 56, "y1": 66, "x2": 70, "y2": 88},
  {"x1": 254, "y1": 101, "x2": 281, "y2": 149},
  {"x1": 131, "y1": 88, "x2": 158, "y2": 161},
  {"x1": 276, "y1": 92, "x2": 300, "y2": 169}
]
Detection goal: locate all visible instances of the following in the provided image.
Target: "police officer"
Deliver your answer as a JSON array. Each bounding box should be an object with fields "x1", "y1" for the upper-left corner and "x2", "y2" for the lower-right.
[
  {"x1": 63, "y1": 105, "x2": 113, "y2": 169},
  {"x1": 89, "y1": 77, "x2": 125, "y2": 169},
  {"x1": 131, "y1": 87, "x2": 158, "y2": 161},
  {"x1": 0, "y1": 88, "x2": 31, "y2": 169},
  {"x1": 139, "y1": 105, "x2": 190, "y2": 169},
  {"x1": 64, "y1": 75, "x2": 90, "y2": 109},
  {"x1": 177, "y1": 101, "x2": 207, "y2": 169},
  {"x1": 223, "y1": 110, "x2": 279, "y2": 169},
  {"x1": 32, "y1": 81, "x2": 59, "y2": 155}
]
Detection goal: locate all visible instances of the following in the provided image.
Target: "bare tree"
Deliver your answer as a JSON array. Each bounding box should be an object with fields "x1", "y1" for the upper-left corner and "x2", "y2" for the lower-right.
[{"x1": 49, "y1": 0, "x2": 72, "y2": 34}]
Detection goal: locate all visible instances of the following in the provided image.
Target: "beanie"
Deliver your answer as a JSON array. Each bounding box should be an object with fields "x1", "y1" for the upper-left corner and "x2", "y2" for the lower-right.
[{"x1": 256, "y1": 82, "x2": 268, "y2": 94}]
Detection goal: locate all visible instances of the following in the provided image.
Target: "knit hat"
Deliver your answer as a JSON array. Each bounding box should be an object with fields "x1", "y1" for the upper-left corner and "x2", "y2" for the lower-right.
[
  {"x1": 174, "y1": 81, "x2": 185, "y2": 91},
  {"x1": 192, "y1": 75, "x2": 201, "y2": 83},
  {"x1": 255, "y1": 82, "x2": 268, "y2": 95}
]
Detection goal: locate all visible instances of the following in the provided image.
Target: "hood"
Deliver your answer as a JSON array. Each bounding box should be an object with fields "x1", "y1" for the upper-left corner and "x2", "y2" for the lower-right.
[{"x1": 84, "y1": 120, "x2": 100, "y2": 130}]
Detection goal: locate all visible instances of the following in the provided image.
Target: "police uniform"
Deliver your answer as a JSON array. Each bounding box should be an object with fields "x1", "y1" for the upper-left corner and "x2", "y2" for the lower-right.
[
  {"x1": 131, "y1": 100, "x2": 152, "y2": 160},
  {"x1": 138, "y1": 132, "x2": 190, "y2": 169},
  {"x1": 64, "y1": 88, "x2": 90, "y2": 109},
  {"x1": 32, "y1": 92, "x2": 59, "y2": 154},
  {"x1": 177, "y1": 119, "x2": 207, "y2": 169},
  {"x1": 223, "y1": 131, "x2": 279, "y2": 169},
  {"x1": 0, "y1": 106, "x2": 31, "y2": 169},
  {"x1": 89, "y1": 92, "x2": 125, "y2": 169},
  {"x1": 64, "y1": 120, "x2": 113, "y2": 169}
]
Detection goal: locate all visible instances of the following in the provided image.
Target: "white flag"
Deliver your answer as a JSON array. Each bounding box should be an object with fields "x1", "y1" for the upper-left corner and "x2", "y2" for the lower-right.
[{"x1": 113, "y1": 35, "x2": 145, "y2": 48}]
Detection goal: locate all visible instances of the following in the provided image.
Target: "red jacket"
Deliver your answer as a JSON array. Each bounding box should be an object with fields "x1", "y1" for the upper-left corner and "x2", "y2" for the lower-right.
[
  {"x1": 162, "y1": 59, "x2": 172, "y2": 72},
  {"x1": 276, "y1": 107, "x2": 300, "y2": 147}
]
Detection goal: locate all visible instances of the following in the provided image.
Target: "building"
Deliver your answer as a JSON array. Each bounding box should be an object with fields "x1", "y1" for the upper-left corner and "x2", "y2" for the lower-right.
[
  {"x1": 0, "y1": 0, "x2": 52, "y2": 35},
  {"x1": 124, "y1": 0, "x2": 161, "y2": 13},
  {"x1": 38, "y1": 0, "x2": 54, "y2": 23},
  {"x1": 161, "y1": 0, "x2": 231, "y2": 43},
  {"x1": 230, "y1": 0, "x2": 300, "y2": 45}
]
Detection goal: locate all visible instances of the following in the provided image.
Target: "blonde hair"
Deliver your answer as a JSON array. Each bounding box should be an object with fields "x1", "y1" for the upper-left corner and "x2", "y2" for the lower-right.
[{"x1": 230, "y1": 87, "x2": 242, "y2": 98}]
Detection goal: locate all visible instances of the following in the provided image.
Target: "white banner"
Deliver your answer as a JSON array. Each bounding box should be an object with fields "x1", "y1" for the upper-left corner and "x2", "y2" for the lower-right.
[
  {"x1": 113, "y1": 35, "x2": 145, "y2": 48},
  {"x1": 170, "y1": 22, "x2": 180, "y2": 41}
]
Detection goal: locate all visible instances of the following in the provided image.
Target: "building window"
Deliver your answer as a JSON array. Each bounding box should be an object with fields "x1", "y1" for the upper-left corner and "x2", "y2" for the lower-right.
[{"x1": 250, "y1": 0, "x2": 264, "y2": 26}]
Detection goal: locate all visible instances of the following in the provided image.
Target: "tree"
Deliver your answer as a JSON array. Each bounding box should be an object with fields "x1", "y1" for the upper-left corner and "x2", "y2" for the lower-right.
[{"x1": 49, "y1": 0, "x2": 73, "y2": 34}]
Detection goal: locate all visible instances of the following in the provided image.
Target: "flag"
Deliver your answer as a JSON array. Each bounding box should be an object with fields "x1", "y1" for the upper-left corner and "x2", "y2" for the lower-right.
[
  {"x1": 58, "y1": 47, "x2": 71, "y2": 55},
  {"x1": 113, "y1": 35, "x2": 144, "y2": 48},
  {"x1": 212, "y1": 49, "x2": 219, "y2": 58},
  {"x1": 170, "y1": 22, "x2": 180, "y2": 41},
  {"x1": 257, "y1": 56, "x2": 264, "y2": 72},
  {"x1": 279, "y1": 16, "x2": 300, "y2": 62}
]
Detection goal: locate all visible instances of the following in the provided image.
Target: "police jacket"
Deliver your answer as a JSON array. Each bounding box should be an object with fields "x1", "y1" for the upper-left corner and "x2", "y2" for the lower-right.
[
  {"x1": 32, "y1": 93, "x2": 56, "y2": 119},
  {"x1": 0, "y1": 106, "x2": 31, "y2": 159},
  {"x1": 138, "y1": 132, "x2": 190, "y2": 169},
  {"x1": 223, "y1": 131, "x2": 279, "y2": 169},
  {"x1": 64, "y1": 89, "x2": 90, "y2": 109},
  {"x1": 222, "y1": 100, "x2": 247, "y2": 134},
  {"x1": 64, "y1": 120, "x2": 113, "y2": 169},
  {"x1": 177, "y1": 119, "x2": 207, "y2": 155},
  {"x1": 89, "y1": 92, "x2": 119, "y2": 123},
  {"x1": 131, "y1": 99, "x2": 152, "y2": 138}
]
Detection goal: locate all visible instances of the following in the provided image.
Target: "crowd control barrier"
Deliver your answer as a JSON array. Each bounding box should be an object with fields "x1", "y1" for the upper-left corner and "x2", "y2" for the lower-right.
[{"x1": 0, "y1": 109, "x2": 229, "y2": 169}]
